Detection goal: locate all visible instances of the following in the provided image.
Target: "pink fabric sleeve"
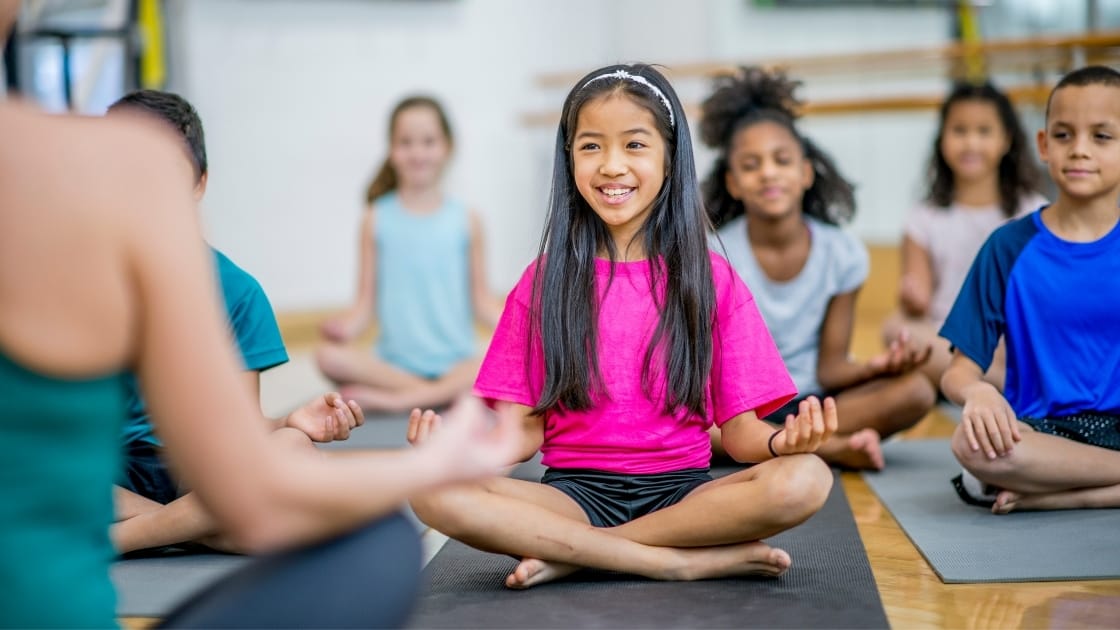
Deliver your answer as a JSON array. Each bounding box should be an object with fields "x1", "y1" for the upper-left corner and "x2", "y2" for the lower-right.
[
  {"x1": 709, "y1": 255, "x2": 797, "y2": 426},
  {"x1": 903, "y1": 204, "x2": 933, "y2": 249},
  {"x1": 473, "y1": 262, "x2": 543, "y2": 409}
]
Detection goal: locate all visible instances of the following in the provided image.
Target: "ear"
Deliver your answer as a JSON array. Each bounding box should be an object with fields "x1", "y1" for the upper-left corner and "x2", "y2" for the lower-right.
[
  {"x1": 724, "y1": 168, "x2": 740, "y2": 200},
  {"x1": 800, "y1": 157, "x2": 815, "y2": 191},
  {"x1": 1036, "y1": 128, "x2": 1049, "y2": 165},
  {"x1": 193, "y1": 171, "x2": 208, "y2": 202}
]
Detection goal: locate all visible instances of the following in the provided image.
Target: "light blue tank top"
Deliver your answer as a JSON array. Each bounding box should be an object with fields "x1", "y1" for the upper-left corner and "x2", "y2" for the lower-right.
[
  {"x1": 0, "y1": 349, "x2": 124, "y2": 628},
  {"x1": 374, "y1": 192, "x2": 477, "y2": 377}
]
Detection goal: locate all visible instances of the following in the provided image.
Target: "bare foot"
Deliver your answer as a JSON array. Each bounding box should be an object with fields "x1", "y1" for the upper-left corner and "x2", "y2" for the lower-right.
[
  {"x1": 818, "y1": 429, "x2": 884, "y2": 470},
  {"x1": 664, "y1": 541, "x2": 791, "y2": 581},
  {"x1": 993, "y1": 490, "x2": 1022, "y2": 514},
  {"x1": 505, "y1": 557, "x2": 580, "y2": 589}
]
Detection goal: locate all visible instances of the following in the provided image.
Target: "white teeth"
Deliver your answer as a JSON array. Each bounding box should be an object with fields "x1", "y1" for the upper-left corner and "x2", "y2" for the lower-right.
[{"x1": 602, "y1": 188, "x2": 631, "y2": 197}]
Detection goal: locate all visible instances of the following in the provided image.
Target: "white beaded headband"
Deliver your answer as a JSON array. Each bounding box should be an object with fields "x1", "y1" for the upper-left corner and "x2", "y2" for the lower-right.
[{"x1": 580, "y1": 69, "x2": 676, "y2": 128}]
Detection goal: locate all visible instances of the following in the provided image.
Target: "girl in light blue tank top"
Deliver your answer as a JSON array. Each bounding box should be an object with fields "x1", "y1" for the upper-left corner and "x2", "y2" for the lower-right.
[{"x1": 317, "y1": 96, "x2": 502, "y2": 412}]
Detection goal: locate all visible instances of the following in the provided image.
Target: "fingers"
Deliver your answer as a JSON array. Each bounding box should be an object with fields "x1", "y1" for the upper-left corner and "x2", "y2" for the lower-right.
[
  {"x1": 821, "y1": 396, "x2": 838, "y2": 438},
  {"x1": 406, "y1": 408, "x2": 422, "y2": 445}
]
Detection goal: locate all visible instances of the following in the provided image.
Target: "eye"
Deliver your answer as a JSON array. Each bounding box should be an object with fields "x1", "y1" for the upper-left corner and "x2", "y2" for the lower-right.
[
  {"x1": 627, "y1": 141, "x2": 646, "y2": 150},
  {"x1": 578, "y1": 142, "x2": 600, "y2": 151},
  {"x1": 1051, "y1": 130, "x2": 1070, "y2": 140},
  {"x1": 1096, "y1": 133, "x2": 1113, "y2": 141}
]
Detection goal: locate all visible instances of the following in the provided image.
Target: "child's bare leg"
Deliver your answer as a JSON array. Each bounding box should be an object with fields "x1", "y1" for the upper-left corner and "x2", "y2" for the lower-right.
[
  {"x1": 610, "y1": 453, "x2": 831, "y2": 547},
  {"x1": 113, "y1": 485, "x2": 163, "y2": 521},
  {"x1": 882, "y1": 313, "x2": 951, "y2": 388},
  {"x1": 411, "y1": 473, "x2": 797, "y2": 589},
  {"x1": 814, "y1": 429, "x2": 885, "y2": 471},
  {"x1": 112, "y1": 428, "x2": 317, "y2": 553},
  {"x1": 314, "y1": 343, "x2": 428, "y2": 391},
  {"x1": 952, "y1": 423, "x2": 1120, "y2": 512},
  {"x1": 511, "y1": 456, "x2": 829, "y2": 587},
  {"x1": 833, "y1": 371, "x2": 936, "y2": 439},
  {"x1": 341, "y1": 358, "x2": 481, "y2": 413}
]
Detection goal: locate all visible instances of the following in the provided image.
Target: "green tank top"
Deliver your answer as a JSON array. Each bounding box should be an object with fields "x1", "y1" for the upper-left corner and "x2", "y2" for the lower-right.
[{"x1": 0, "y1": 349, "x2": 125, "y2": 628}]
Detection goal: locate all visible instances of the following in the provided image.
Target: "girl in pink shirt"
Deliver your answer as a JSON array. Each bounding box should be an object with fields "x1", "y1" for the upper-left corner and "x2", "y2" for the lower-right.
[{"x1": 408, "y1": 63, "x2": 837, "y2": 589}]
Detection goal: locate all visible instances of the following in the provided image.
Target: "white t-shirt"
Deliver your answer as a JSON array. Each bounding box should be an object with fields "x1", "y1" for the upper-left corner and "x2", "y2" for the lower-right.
[
  {"x1": 904, "y1": 193, "x2": 1047, "y2": 328},
  {"x1": 713, "y1": 216, "x2": 868, "y2": 396}
]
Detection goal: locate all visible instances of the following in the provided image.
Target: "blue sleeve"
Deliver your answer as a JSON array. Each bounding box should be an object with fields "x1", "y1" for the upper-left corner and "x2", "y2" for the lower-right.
[
  {"x1": 214, "y1": 251, "x2": 289, "y2": 373},
  {"x1": 938, "y1": 217, "x2": 1036, "y2": 372}
]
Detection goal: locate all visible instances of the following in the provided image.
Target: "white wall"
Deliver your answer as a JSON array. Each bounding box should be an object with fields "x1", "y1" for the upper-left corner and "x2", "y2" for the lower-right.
[{"x1": 169, "y1": 0, "x2": 955, "y2": 312}]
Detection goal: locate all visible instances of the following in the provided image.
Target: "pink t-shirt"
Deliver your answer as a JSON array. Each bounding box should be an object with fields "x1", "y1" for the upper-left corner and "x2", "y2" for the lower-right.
[{"x1": 474, "y1": 252, "x2": 795, "y2": 474}]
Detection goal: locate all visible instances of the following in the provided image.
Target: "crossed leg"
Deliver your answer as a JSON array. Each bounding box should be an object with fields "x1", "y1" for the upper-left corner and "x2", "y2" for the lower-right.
[
  {"x1": 952, "y1": 422, "x2": 1120, "y2": 514},
  {"x1": 112, "y1": 428, "x2": 319, "y2": 553},
  {"x1": 316, "y1": 342, "x2": 479, "y2": 413},
  {"x1": 410, "y1": 453, "x2": 833, "y2": 589}
]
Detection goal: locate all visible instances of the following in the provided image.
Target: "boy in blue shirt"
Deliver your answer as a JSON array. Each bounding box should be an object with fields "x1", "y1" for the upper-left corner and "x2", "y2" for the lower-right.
[
  {"x1": 109, "y1": 90, "x2": 364, "y2": 552},
  {"x1": 942, "y1": 66, "x2": 1120, "y2": 513}
]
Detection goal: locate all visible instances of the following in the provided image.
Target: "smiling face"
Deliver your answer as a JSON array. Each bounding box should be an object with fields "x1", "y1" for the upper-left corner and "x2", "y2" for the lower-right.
[
  {"x1": 571, "y1": 92, "x2": 668, "y2": 255},
  {"x1": 939, "y1": 99, "x2": 1010, "y2": 184},
  {"x1": 1038, "y1": 84, "x2": 1120, "y2": 203},
  {"x1": 388, "y1": 104, "x2": 451, "y2": 191},
  {"x1": 724, "y1": 119, "x2": 813, "y2": 221}
]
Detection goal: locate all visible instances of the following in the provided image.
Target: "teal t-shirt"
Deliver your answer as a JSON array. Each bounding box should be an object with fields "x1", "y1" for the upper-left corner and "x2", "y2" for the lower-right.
[
  {"x1": 0, "y1": 350, "x2": 125, "y2": 628},
  {"x1": 121, "y1": 248, "x2": 288, "y2": 449}
]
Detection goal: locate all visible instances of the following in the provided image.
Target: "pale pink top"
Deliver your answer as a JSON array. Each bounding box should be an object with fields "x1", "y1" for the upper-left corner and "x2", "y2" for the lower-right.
[{"x1": 475, "y1": 252, "x2": 795, "y2": 474}]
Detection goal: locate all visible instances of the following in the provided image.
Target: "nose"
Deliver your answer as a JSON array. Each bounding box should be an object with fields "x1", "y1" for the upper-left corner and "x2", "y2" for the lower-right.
[
  {"x1": 599, "y1": 147, "x2": 628, "y2": 177},
  {"x1": 1069, "y1": 134, "x2": 1092, "y2": 158}
]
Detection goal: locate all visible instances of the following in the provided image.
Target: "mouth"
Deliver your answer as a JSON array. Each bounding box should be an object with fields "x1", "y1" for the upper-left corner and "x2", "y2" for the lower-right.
[
  {"x1": 597, "y1": 186, "x2": 635, "y2": 205},
  {"x1": 1063, "y1": 168, "x2": 1096, "y2": 178}
]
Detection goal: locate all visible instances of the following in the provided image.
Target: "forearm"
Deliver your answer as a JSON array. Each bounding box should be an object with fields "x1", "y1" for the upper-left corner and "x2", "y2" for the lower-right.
[
  {"x1": 817, "y1": 358, "x2": 877, "y2": 391},
  {"x1": 941, "y1": 364, "x2": 993, "y2": 407},
  {"x1": 201, "y1": 445, "x2": 473, "y2": 553},
  {"x1": 719, "y1": 417, "x2": 780, "y2": 464}
]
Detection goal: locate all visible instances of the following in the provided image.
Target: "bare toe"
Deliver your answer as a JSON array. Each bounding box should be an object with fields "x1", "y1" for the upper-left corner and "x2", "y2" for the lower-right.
[{"x1": 505, "y1": 558, "x2": 578, "y2": 590}]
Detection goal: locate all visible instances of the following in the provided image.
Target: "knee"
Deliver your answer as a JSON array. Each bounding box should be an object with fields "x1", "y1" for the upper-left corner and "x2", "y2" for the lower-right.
[
  {"x1": 950, "y1": 424, "x2": 1015, "y2": 478},
  {"x1": 314, "y1": 345, "x2": 338, "y2": 372},
  {"x1": 408, "y1": 483, "x2": 482, "y2": 538},
  {"x1": 765, "y1": 455, "x2": 833, "y2": 526},
  {"x1": 901, "y1": 372, "x2": 937, "y2": 417}
]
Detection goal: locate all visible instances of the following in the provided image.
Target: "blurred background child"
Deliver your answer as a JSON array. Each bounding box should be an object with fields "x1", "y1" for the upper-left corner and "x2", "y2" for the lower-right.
[
  {"x1": 882, "y1": 81, "x2": 1046, "y2": 391},
  {"x1": 317, "y1": 96, "x2": 503, "y2": 413},
  {"x1": 702, "y1": 67, "x2": 937, "y2": 470}
]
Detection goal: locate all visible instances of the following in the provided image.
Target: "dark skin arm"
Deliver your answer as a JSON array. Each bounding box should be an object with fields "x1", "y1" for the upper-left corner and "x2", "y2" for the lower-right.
[{"x1": 817, "y1": 290, "x2": 932, "y2": 392}]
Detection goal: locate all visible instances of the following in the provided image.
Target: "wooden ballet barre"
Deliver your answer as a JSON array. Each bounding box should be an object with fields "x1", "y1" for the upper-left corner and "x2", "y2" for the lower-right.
[
  {"x1": 518, "y1": 83, "x2": 1055, "y2": 128},
  {"x1": 533, "y1": 30, "x2": 1120, "y2": 88}
]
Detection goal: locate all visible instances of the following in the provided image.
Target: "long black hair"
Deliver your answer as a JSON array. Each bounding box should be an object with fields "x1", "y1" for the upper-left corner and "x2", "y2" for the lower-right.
[
  {"x1": 700, "y1": 66, "x2": 855, "y2": 229},
  {"x1": 925, "y1": 81, "x2": 1041, "y2": 217},
  {"x1": 529, "y1": 63, "x2": 715, "y2": 419}
]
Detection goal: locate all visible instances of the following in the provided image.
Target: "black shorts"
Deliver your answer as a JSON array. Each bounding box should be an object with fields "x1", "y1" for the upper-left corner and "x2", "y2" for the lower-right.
[
  {"x1": 764, "y1": 393, "x2": 822, "y2": 422},
  {"x1": 542, "y1": 467, "x2": 713, "y2": 528},
  {"x1": 120, "y1": 442, "x2": 180, "y2": 505},
  {"x1": 1021, "y1": 412, "x2": 1120, "y2": 451}
]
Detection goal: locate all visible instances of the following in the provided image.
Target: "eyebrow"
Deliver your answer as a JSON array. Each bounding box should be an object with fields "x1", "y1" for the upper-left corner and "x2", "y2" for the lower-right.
[
  {"x1": 1050, "y1": 120, "x2": 1117, "y2": 129},
  {"x1": 574, "y1": 127, "x2": 653, "y2": 140}
]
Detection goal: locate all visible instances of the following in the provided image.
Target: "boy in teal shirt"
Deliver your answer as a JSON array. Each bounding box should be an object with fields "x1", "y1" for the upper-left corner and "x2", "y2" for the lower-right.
[{"x1": 109, "y1": 90, "x2": 362, "y2": 552}]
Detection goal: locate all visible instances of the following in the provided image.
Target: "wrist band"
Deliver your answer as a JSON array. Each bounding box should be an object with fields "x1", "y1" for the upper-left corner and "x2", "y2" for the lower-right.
[{"x1": 768, "y1": 429, "x2": 782, "y2": 458}]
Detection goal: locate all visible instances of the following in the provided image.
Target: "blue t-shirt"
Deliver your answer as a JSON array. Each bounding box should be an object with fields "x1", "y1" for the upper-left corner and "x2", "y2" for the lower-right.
[
  {"x1": 940, "y1": 210, "x2": 1120, "y2": 419},
  {"x1": 373, "y1": 192, "x2": 478, "y2": 378},
  {"x1": 121, "y1": 248, "x2": 289, "y2": 449}
]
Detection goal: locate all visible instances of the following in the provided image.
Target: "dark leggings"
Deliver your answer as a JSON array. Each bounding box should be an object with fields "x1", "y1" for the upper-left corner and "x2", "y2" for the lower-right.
[{"x1": 159, "y1": 512, "x2": 422, "y2": 629}]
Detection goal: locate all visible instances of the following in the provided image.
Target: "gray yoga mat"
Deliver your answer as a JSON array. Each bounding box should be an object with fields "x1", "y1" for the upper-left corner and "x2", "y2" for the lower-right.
[
  {"x1": 317, "y1": 413, "x2": 411, "y2": 450},
  {"x1": 113, "y1": 549, "x2": 250, "y2": 617},
  {"x1": 408, "y1": 470, "x2": 888, "y2": 629},
  {"x1": 862, "y1": 439, "x2": 1120, "y2": 583}
]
